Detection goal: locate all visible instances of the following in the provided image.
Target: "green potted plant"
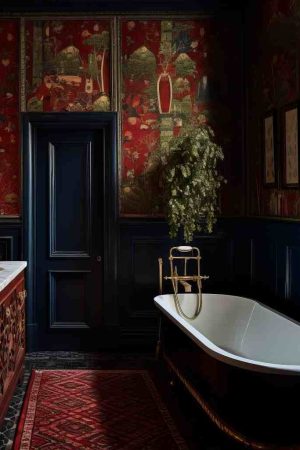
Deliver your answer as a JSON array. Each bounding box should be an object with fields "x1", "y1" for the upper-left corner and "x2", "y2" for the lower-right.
[{"x1": 156, "y1": 125, "x2": 226, "y2": 242}]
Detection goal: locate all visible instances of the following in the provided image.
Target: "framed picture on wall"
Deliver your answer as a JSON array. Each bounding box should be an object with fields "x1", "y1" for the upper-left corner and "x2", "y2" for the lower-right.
[
  {"x1": 262, "y1": 111, "x2": 277, "y2": 187},
  {"x1": 282, "y1": 102, "x2": 300, "y2": 188}
]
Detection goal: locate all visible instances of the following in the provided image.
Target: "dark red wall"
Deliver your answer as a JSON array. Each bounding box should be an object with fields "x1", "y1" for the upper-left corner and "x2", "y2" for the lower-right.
[{"x1": 246, "y1": 0, "x2": 300, "y2": 218}]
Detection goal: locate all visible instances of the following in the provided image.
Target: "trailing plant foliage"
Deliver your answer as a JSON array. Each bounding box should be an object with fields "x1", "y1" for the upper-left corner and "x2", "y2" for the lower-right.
[{"x1": 156, "y1": 125, "x2": 226, "y2": 242}]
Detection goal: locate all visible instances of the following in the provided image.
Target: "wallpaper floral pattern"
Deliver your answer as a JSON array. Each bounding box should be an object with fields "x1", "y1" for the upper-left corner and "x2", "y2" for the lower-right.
[
  {"x1": 121, "y1": 19, "x2": 203, "y2": 215},
  {"x1": 0, "y1": 20, "x2": 20, "y2": 216},
  {"x1": 120, "y1": 18, "x2": 243, "y2": 216},
  {"x1": 25, "y1": 19, "x2": 111, "y2": 112},
  {"x1": 0, "y1": 16, "x2": 243, "y2": 218}
]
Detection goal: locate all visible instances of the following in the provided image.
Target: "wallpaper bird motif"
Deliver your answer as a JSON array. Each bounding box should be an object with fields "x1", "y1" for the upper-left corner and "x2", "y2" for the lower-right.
[
  {"x1": 0, "y1": 20, "x2": 20, "y2": 216},
  {"x1": 25, "y1": 20, "x2": 111, "y2": 112}
]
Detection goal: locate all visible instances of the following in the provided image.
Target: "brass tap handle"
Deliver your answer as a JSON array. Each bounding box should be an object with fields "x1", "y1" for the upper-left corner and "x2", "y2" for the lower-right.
[
  {"x1": 158, "y1": 258, "x2": 163, "y2": 295},
  {"x1": 164, "y1": 275, "x2": 206, "y2": 282}
]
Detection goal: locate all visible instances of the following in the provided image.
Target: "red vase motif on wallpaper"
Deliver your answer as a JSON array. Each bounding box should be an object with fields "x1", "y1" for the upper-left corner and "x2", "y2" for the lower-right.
[{"x1": 157, "y1": 72, "x2": 172, "y2": 114}]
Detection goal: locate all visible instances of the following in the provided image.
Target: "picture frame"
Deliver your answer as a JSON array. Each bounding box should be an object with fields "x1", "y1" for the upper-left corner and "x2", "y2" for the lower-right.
[
  {"x1": 281, "y1": 102, "x2": 300, "y2": 188},
  {"x1": 262, "y1": 110, "x2": 277, "y2": 187}
]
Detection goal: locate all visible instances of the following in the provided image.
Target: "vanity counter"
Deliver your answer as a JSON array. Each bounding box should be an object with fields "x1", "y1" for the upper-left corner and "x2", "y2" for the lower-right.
[{"x1": 0, "y1": 261, "x2": 27, "y2": 292}]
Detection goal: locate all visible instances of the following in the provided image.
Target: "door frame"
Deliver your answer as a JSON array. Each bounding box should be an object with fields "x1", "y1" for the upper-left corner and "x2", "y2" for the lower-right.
[{"x1": 22, "y1": 112, "x2": 118, "y2": 351}]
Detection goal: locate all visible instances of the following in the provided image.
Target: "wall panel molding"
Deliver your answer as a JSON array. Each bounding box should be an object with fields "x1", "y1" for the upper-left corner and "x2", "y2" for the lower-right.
[
  {"x1": 0, "y1": 220, "x2": 22, "y2": 260},
  {"x1": 284, "y1": 245, "x2": 300, "y2": 303},
  {"x1": 250, "y1": 238, "x2": 254, "y2": 285},
  {"x1": 0, "y1": 237, "x2": 13, "y2": 260}
]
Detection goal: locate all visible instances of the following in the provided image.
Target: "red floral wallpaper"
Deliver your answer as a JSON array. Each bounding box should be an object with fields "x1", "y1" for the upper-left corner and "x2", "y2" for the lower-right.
[
  {"x1": 26, "y1": 20, "x2": 111, "y2": 112},
  {"x1": 0, "y1": 17, "x2": 243, "y2": 218},
  {"x1": 121, "y1": 19, "x2": 210, "y2": 215},
  {"x1": 120, "y1": 18, "x2": 243, "y2": 216},
  {"x1": 0, "y1": 20, "x2": 20, "y2": 216}
]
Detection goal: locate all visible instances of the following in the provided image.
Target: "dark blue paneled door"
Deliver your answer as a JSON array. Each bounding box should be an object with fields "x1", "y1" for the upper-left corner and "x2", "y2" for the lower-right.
[{"x1": 35, "y1": 127, "x2": 104, "y2": 349}]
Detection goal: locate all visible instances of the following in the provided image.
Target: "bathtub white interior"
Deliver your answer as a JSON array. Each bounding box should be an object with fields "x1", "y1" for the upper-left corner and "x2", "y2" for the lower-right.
[{"x1": 154, "y1": 293, "x2": 300, "y2": 374}]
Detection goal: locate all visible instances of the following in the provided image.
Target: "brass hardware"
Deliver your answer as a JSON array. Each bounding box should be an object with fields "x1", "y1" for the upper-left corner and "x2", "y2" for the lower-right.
[
  {"x1": 158, "y1": 246, "x2": 209, "y2": 320},
  {"x1": 164, "y1": 275, "x2": 209, "y2": 282},
  {"x1": 158, "y1": 258, "x2": 163, "y2": 295},
  {"x1": 179, "y1": 280, "x2": 192, "y2": 293}
]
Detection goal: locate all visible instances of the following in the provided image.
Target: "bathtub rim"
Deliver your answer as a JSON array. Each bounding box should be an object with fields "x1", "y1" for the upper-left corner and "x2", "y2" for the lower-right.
[{"x1": 154, "y1": 293, "x2": 300, "y2": 375}]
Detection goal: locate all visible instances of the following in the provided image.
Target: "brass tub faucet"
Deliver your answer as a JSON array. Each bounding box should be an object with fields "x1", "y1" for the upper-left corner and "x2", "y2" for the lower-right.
[{"x1": 158, "y1": 246, "x2": 209, "y2": 320}]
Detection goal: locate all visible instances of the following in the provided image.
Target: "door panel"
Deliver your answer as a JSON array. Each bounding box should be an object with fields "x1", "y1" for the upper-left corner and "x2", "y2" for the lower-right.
[
  {"x1": 48, "y1": 270, "x2": 91, "y2": 329},
  {"x1": 49, "y1": 141, "x2": 92, "y2": 258}
]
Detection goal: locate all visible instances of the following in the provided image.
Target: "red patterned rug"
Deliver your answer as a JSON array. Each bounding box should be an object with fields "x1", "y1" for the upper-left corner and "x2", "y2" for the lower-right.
[{"x1": 13, "y1": 369, "x2": 188, "y2": 450}]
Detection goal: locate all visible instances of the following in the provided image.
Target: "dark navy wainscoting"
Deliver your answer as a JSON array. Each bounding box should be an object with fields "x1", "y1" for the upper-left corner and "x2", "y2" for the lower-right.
[
  {"x1": 0, "y1": 219, "x2": 22, "y2": 261},
  {"x1": 220, "y1": 218, "x2": 300, "y2": 322},
  {"x1": 118, "y1": 219, "x2": 234, "y2": 345},
  {"x1": 119, "y1": 217, "x2": 300, "y2": 346},
  {"x1": 1, "y1": 216, "x2": 300, "y2": 348}
]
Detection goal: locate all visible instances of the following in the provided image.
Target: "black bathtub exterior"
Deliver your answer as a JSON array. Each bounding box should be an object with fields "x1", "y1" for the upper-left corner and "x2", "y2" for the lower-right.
[{"x1": 159, "y1": 314, "x2": 300, "y2": 448}]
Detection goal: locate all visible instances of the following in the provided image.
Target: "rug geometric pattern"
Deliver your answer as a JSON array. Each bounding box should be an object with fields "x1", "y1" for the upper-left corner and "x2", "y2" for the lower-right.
[{"x1": 13, "y1": 370, "x2": 188, "y2": 450}]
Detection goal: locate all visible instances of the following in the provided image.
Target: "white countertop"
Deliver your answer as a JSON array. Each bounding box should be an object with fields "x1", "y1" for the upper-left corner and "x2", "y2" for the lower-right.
[{"x1": 0, "y1": 261, "x2": 27, "y2": 293}]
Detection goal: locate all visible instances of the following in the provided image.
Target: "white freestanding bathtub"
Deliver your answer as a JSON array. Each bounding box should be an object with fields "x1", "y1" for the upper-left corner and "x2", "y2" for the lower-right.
[
  {"x1": 154, "y1": 293, "x2": 300, "y2": 375},
  {"x1": 154, "y1": 293, "x2": 300, "y2": 448}
]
